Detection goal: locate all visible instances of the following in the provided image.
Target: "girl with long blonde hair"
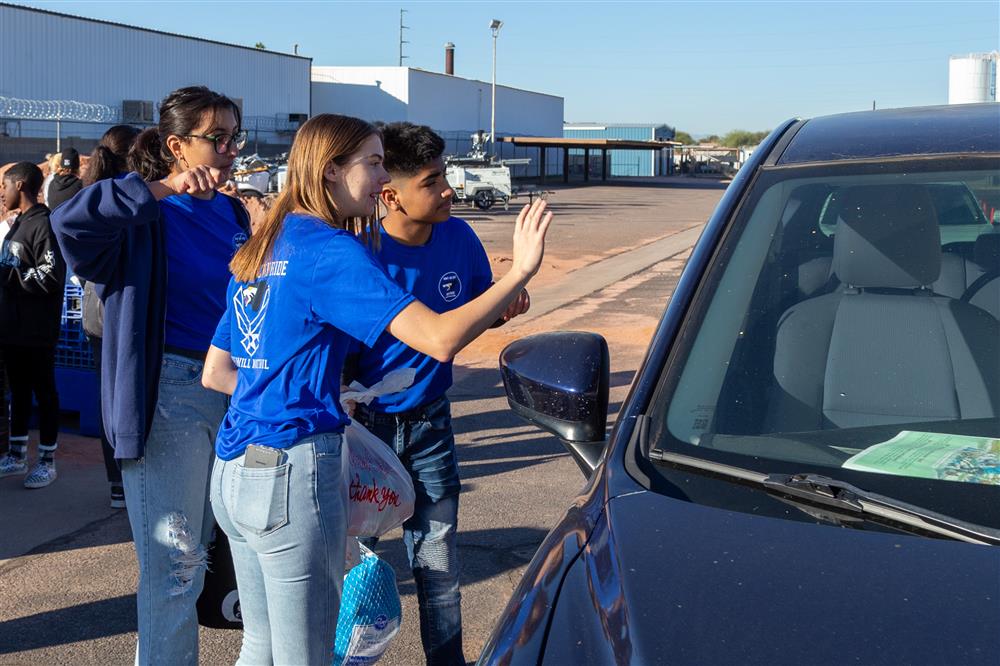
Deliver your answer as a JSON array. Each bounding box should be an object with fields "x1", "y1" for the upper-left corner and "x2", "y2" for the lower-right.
[{"x1": 202, "y1": 113, "x2": 552, "y2": 664}]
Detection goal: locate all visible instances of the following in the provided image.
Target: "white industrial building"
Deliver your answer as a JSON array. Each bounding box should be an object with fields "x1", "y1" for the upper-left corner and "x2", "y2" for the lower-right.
[
  {"x1": 948, "y1": 52, "x2": 999, "y2": 104},
  {"x1": 0, "y1": 3, "x2": 565, "y2": 168},
  {"x1": 0, "y1": 2, "x2": 311, "y2": 160},
  {"x1": 311, "y1": 65, "x2": 564, "y2": 154}
]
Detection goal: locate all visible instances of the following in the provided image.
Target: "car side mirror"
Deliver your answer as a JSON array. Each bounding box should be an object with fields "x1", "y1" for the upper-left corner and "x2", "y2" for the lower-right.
[{"x1": 499, "y1": 332, "x2": 610, "y2": 475}]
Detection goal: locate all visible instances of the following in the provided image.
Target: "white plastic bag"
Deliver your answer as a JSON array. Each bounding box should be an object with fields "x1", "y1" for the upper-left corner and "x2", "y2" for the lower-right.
[{"x1": 340, "y1": 369, "x2": 417, "y2": 538}]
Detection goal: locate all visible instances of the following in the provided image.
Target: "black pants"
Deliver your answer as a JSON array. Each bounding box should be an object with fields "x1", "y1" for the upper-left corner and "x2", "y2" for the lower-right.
[
  {"x1": 0, "y1": 356, "x2": 8, "y2": 450},
  {"x1": 87, "y1": 336, "x2": 121, "y2": 483},
  {"x1": 1, "y1": 345, "x2": 59, "y2": 445}
]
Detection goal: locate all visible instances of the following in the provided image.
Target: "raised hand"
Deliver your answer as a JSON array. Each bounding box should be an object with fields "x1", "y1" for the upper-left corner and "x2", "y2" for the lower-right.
[{"x1": 510, "y1": 198, "x2": 553, "y2": 280}]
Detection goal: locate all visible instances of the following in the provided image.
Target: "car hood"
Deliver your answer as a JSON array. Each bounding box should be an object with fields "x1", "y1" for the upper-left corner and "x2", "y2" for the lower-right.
[{"x1": 542, "y1": 489, "x2": 1000, "y2": 665}]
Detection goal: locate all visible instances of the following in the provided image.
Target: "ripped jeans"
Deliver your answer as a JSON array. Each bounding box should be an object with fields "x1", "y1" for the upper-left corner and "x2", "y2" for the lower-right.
[{"x1": 120, "y1": 353, "x2": 228, "y2": 666}]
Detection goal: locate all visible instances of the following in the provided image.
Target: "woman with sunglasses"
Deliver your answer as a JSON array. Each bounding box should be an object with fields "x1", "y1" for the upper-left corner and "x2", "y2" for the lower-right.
[{"x1": 52, "y1": 85, "x2": 251, "y2": 665}]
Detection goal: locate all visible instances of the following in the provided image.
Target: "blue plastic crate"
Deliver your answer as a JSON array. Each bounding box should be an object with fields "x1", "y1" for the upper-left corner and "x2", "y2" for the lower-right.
[
  {"x1": 54, "y1": 367, "x2": 101, "y2": 437},
  {"x1": 56, "y1": 319, "x2": 93, "y2": 369},
  {"x1": 40, "y1": 283, "x2": 101, "y2": 436},
  {"x1": 63, "y1": 283, "x2": 84, "y2": 320}
]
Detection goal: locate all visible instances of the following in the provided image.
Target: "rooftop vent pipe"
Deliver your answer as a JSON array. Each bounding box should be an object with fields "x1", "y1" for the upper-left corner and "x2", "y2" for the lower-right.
[{"x1": 445, "y1": 42, "x2": 455, "y2": 75}]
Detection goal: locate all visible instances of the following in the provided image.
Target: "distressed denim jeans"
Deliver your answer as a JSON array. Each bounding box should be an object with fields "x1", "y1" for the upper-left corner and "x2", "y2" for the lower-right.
[
  {"x1": 356, "y1": 396, "x2": 465, "y2": 666},
  {"x1": 120, "y1": 353, "x2": 228, "y2": 665},
  {"x1": 210, "y1": 432, "x2": 347, "y2": 665}
]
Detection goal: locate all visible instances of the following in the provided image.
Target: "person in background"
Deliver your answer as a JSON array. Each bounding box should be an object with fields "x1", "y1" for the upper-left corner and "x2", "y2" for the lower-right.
[
  {"x1": 41, "y1": 153, "x2": 59, "y2": 207},
  {"x1": 83, "y1": 125, "x2": 140, "y2": 186},
  {"x1": 345, "y1": 121, "x2": 528, "y2": 665},
  {"x1": 0, "y1": 195, "x2": 17, "y2": 458},
  {"x1": 81, "y1": 124, "x2": 142, "y2": 509},
  {"x1": 46, "y1": 147, "x2": 83, "y2": 210},
  {"x1": 0, "y1": 162, "x2": 67, "y2": 488},
  {"x1": 200, "y1": 113, "x2": 551, "y2": 664},
  {"x1": 51, "y1": 86, "x2": 249, "y2": 665}
]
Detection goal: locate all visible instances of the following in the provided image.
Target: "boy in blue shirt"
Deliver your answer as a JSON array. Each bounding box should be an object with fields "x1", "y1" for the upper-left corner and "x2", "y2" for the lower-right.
[{"x1": 348, "y1": 122, "x2": 528, "y2": 665}]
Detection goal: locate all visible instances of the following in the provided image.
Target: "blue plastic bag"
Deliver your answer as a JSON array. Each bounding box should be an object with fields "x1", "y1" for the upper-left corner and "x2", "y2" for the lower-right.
[{"x1": 333, "y1": 542, "x2": 402, "y2": 665}]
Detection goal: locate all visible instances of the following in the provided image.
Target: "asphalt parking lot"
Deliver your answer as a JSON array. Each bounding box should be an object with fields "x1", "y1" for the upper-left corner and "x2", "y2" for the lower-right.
[{"x1": 0, "y1": 178, "x2": 725, "y2": 665}]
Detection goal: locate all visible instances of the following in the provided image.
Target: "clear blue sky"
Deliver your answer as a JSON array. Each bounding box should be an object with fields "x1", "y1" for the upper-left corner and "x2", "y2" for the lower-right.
[{"x1": 16, "y1": 0, "x2": 1000, "y2": 136}]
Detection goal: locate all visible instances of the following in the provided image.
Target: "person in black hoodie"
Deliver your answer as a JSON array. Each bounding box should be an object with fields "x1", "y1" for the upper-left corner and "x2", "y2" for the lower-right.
[
  {"x1": 0, "y1": 162, "x2": 67, "y2": 488},
  {"x1": 46, "y1": 147, "x2": 83, "y2": 211}
]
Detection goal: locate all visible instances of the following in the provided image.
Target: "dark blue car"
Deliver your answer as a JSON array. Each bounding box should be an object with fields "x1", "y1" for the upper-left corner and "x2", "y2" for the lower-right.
[{"x1": 482, "y1": 103, "x2": 1000, "y2": 665}]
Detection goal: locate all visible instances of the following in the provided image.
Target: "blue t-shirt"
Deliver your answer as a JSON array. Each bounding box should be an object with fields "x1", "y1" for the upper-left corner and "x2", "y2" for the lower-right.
[
  {"x1": 354, "y1": 217, "x2": 492, "y2": 412},
  {"x1": 162, "y1": 193, "x2": 248, "y2": 351},
  {"x1": 212, "y1": 213, "x2": 415, "y2": 460}
]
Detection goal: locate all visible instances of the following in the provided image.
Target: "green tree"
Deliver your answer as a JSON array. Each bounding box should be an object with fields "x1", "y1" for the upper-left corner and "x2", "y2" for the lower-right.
[
  {"x1": 255, "y1": 42, "x2": 266, "y2": 49},
  {"x1": 673, "y1": 130, "x2": 695, "y2": 145},
  {"x1": 701, "y1": 134, "x2": 721, "y2": 145},
  {"x1": 720, "y1": 129, "x2": 770, "y2": 148}
]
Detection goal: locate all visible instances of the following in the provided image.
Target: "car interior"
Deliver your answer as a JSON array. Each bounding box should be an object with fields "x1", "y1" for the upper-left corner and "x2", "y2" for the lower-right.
[{"x1": 664, "y1": 172, "x2": 1000, "y2": 459}]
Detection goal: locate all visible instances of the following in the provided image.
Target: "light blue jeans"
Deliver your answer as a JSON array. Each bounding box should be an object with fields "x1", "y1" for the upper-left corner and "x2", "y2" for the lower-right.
[
  {"x1": 120, "y1": 353, "x2": 228, "y2": 665},
  {"x1": 210, "y1": 432, "x2": 348, "y2": 665}
]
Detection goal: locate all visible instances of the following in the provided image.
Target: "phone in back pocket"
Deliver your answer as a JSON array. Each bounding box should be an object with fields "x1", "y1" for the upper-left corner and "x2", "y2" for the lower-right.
[{"x1": 244, "y1": 444, "x2": 283, "y2": 468}]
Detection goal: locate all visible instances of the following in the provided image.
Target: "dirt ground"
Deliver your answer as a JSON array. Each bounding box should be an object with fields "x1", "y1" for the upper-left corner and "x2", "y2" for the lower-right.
[{"x1": 456, "y1": 179, "x2": 725, "y2": 362}]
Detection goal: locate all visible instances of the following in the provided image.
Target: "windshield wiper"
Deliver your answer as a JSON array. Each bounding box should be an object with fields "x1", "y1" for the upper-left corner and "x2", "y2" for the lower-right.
[{"x1": 648, "y1": 448, "x2": 1000, "y2": 546}]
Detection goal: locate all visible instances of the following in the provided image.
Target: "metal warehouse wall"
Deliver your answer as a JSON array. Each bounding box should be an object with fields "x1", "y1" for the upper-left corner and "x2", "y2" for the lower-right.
[
  {"x1": 406, "y1": 69, "x2": 563, "y2": 138},
  {"x1": 310, "y1": 66, "x2": 563, "y2": 138},
  {"x1": 564, "y1": 124, "x2": 674, "y2": 177},
  {"x1": 311, "y1": 67, "x2": 409, "y2": 124},
  {"x1": 0, "y1": 4, "x2": 311, "y2": 139}
]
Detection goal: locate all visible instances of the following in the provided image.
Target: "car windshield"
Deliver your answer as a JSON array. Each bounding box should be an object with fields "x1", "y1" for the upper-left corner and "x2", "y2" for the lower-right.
[{"x1": 648, "y1": 159, "x2": 1000, "y2": 528}]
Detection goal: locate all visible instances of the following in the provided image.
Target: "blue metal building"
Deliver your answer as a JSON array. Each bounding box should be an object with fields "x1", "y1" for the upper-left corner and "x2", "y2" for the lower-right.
[{"x1": 563, "y1": 123, "x2": 675, "y2": 177}]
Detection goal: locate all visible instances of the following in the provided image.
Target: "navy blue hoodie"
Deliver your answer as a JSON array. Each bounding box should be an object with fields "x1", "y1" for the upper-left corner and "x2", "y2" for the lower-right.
[{"x1": 51, "y1": 173, "x2": 248, "y2": 459}]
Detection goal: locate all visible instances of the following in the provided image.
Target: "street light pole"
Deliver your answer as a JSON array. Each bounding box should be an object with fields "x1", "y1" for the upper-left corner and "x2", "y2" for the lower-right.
[{"x1": 489, "y1": 19, "x2": 502, "y2": 159}]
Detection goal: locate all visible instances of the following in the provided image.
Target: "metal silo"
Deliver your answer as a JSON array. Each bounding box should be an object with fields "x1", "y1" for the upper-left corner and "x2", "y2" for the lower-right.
[{"x1": 948, "y1": 52, "x2": 999, "y2": 104}]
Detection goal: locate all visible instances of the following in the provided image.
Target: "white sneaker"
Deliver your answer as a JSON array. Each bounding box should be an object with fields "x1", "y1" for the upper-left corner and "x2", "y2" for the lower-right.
[
  {"x1": 110, "y1": 484, "x2": 126, "y2": 509},
  {"x1": 24, "y1": 462, "x2": 57, "y2": 489},
  {"x1": 0, "y1": 454, "x2": 27, "y2": 477}
]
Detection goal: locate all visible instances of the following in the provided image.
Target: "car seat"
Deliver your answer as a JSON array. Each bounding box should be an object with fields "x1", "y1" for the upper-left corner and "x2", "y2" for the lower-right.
[
  {"x1": 962, "y1": 231, "x2": 1000, "y2": 319},
  {"x1": 768, "y1": 184, "x2": 999, "y2": 431}
]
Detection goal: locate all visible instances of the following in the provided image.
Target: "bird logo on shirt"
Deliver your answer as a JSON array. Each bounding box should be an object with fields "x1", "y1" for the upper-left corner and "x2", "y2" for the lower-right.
[
  {"x1": 234, "y1": 280, "x2": 270, "y2": 357},
  {"x1": 438, "y1": 271, "x2": 462, "y2": 303}
]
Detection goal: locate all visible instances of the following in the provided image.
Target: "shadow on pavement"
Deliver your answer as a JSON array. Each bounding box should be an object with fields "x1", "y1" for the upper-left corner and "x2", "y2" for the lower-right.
[
  {"x1": 367, "y1": 527, "x2": 551, "y2": 599},
  {"x1": 0, "y1": 594, "x2": 136, "y2": 653}
]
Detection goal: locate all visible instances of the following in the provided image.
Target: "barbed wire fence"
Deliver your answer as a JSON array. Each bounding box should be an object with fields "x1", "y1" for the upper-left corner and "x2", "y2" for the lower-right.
[
  {"x1": 1, "y1": 97, "x2": 298, "y2": 160},
  {"x1": 0, "y1": 96, "x2": 121, "y2": 152}
]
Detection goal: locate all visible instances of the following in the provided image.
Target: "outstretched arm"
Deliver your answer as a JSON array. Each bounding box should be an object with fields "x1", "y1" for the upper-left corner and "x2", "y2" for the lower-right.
[{"x1": 387, "y1": 199, "x2": 552, "y2": 362}]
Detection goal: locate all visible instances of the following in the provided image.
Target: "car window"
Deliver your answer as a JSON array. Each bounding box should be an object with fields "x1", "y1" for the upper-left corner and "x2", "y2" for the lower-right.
[
  {"x1": 819, "y1": 182, "x2": 989, "y2": 237},
  {"x1": 647, "y1": 164, "x2": 1000, "y2": 526},
  {"x1": 930, "y1": 183, "x2": 988, "y2": 226}
]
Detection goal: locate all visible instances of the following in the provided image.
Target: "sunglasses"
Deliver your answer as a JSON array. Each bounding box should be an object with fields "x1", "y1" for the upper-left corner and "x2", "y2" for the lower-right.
[{"x1": 182, "y1": 130, "x2": 249, "y2": 154}]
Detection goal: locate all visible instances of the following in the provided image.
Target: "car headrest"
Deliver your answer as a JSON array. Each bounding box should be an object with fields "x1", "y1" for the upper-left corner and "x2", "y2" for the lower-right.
[
  {"x1": 973, "y1": 231, "x2": 1000, "y2": 269},
  {"x1": 832, "y1": 185, "x2": 941, "y2": 288}
]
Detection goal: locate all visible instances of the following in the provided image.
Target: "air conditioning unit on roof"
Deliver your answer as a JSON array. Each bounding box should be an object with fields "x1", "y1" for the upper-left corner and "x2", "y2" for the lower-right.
[
  {"x1": 122, "y1": 100, "x2": 154, "y2": 124},
  {"x1": 276, "y1": 113, "x2": 307, "y2": 133}
]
